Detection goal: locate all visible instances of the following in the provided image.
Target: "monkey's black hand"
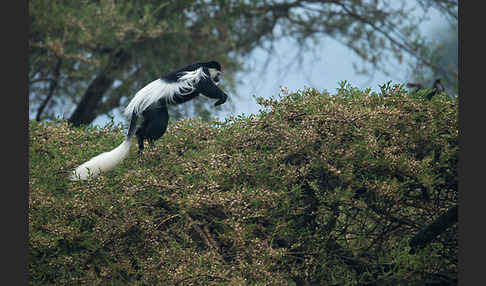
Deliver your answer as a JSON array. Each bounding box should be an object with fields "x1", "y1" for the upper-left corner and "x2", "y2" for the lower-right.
[{"x1": 214, "y1": 93, "x2": 228, "y2": 106}]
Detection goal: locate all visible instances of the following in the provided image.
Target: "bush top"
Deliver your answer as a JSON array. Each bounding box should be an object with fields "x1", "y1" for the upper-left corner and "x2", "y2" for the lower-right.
[{"x1": 29, "y1": 85, "x2": 457, "y2": 285}]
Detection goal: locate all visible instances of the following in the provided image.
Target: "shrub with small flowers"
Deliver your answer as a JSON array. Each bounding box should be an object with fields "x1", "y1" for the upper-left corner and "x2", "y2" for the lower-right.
[{"x1": 29, "y1": 83, "x2": 457, "y2": 285}]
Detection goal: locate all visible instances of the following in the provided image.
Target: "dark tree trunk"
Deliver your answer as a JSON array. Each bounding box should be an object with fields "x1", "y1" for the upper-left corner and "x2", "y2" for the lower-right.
[
  {"x1": 68, "y1": 73, "x2": 115, "y2": 126},
  {"x1": 36, "y1": 59, "x2": 62, "y2": 121},
  {"x1": 409, "y1": 205, "x2": 458, "y2": 254},
  {"x1": 68, "y1": 50, "x2": 131, "y2": 127}
]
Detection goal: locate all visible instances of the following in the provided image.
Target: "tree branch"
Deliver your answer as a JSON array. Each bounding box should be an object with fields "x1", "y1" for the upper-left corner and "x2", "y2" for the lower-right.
[
  {"x1": 68, "y1": 50, "x2": 131, "y2": 126},
  {"x1": 409, "y1": 205, "x2": 457, "y2": 254},
  {"x1": 93, "y1": 67, "x2": 144, "y2": 118},
  {"x1": 334, "y1": 1, "x2": 452, "y2": 77},
  {"x1": 35, "y1": 59, "x2": 62, "y2": 121}
]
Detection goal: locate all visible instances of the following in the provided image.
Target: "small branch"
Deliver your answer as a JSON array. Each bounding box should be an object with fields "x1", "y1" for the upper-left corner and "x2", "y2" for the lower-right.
[
  {"x1": 29, "y1": 77, "x2": 57, "y2": 85},
  {"x1": 155, "y1": 214, "x2": 180, "y2": 229},
  {"x1": 186, "y1": 215, "x2": 224, "y2": 262},
  {"x1": 174, "y1": 274, "x2": 230, "y2": 285}
]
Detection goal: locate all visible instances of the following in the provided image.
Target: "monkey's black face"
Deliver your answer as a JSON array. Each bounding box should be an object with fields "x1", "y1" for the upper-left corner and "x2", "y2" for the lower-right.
[{"x1": 213, "y1": 74, "x2": 221, "y2": 84}]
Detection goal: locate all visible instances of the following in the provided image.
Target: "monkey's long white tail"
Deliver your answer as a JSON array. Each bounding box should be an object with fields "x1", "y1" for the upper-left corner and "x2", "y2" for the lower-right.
[{"x1": 70, "y1": 139, "x2": 132, "y2": 181}]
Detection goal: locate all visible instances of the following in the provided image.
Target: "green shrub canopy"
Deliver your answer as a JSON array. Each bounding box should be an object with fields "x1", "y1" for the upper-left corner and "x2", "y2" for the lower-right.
[{"x1": 29, "y1": 84, "x2": 457, "y2": 285}]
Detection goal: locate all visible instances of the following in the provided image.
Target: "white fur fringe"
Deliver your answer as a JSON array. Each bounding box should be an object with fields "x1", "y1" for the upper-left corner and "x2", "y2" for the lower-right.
[{"x1": 123, "y1": 67, "x2": 206, "y2": 117}]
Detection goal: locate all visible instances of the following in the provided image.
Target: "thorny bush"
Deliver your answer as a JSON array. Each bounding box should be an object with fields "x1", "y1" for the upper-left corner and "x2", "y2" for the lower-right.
[{"x1": 29, "y1": 84, "x2": 457, "y2": 285}]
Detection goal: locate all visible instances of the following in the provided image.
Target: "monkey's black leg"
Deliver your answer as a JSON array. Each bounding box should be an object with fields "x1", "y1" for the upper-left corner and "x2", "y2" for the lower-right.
[
  {"x1": 136, "y1": 128, "x2": 145, "y2": 154},
  {"x1": 144, "y1": 105, "x2": 169, "y2": 142},
  {"x1": 136, "y1": 104, "x2": 169, "y2": 153}
]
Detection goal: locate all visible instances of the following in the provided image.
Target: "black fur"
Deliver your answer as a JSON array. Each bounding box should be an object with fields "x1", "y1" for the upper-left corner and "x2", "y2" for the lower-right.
[
  {"x1": 162, "y1": 61, "x2": 222, "y2": 83},
  {"x1": 133, "y1": 61, "x2": 227, "y2": 152},
  {"x1": 135, "y1": 104, "x2": 169, "y2": 152}
]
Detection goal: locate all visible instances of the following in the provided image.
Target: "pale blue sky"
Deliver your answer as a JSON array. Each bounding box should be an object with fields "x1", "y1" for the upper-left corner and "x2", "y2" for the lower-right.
[{"x1": 222, "y1": 7, "x2": 451, "y2": 121}]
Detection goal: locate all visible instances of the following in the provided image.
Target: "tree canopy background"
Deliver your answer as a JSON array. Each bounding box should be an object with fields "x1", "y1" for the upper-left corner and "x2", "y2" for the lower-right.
[{"x1": 29, "y1": 0, "x2": 458, "y2": 126}]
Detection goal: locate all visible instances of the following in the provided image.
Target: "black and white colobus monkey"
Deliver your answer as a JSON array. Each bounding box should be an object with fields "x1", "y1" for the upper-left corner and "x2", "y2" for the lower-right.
[{"x1": 70, "y1": 61, "x2": 228, "y2": 181}]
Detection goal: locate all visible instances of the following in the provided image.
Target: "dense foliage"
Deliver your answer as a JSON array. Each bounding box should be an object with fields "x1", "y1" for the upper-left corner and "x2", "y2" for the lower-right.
[{"x1": 29, "y1": 84, "x2": 457, "y2": 285}]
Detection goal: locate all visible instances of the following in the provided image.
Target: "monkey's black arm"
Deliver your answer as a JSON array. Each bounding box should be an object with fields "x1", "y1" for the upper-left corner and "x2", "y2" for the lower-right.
[{"x1": 196, "y1": 76, "x2": 228, "y2": 106}]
